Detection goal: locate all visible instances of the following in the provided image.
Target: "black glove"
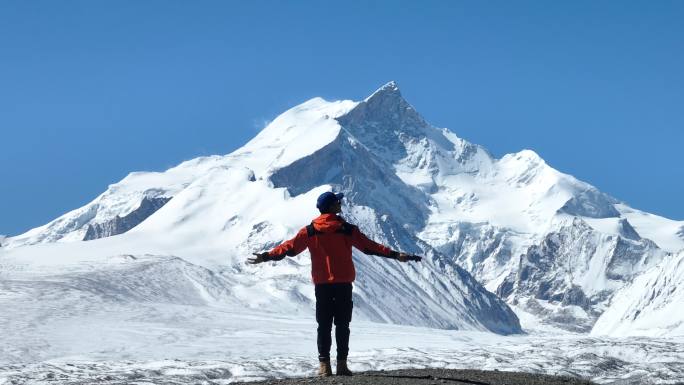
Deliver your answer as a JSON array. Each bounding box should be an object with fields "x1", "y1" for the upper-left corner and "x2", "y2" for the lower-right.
[
  {"x1": 247, "y1": 252, "x2": 270, "y2": 264},
  {"x1": 396, "y1": 252, "x2": 422, "y2": 262}
]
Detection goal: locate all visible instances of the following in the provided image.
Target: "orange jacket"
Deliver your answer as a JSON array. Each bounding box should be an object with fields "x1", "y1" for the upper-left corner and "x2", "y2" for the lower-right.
[{"x1": 268, "y1": 214, "x2": 397, "y2": 284}]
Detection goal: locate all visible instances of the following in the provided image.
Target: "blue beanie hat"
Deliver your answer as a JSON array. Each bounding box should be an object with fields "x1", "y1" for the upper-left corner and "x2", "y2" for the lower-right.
[{"x1": 316, "y1": 192, "x2": 344, "y2": 211}]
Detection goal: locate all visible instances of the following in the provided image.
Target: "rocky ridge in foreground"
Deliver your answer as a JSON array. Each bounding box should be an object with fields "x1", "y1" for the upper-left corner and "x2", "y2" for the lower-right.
[{"x1": 233, "y1": 368, "x2": 597, "y2": 385}]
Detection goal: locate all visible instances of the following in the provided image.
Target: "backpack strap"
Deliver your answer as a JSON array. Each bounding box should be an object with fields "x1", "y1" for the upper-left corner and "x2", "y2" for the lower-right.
[
  {"x1": 306, "y1": 222, "x2": 320, "y2": 237},
  {"x1": 336, "y1": 222, "x2": 355, "y2": 236}
]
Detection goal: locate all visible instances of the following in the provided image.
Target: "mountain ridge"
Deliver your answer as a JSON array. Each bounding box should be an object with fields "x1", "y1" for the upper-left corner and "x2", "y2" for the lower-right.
[{"x1": 2, "y1": 81, "x2": 683, "y2": 337}]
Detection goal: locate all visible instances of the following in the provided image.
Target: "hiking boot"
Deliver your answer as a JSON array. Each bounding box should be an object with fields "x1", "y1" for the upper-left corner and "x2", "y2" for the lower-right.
[
  {"x1": 336, "y1": 359, "x2": 353, "y2": 376},
  {"x1": 318, "y1": 360, "x2": 332, "y2": 377}
]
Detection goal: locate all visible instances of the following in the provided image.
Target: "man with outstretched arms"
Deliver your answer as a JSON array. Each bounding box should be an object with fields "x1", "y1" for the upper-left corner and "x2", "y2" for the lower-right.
[{"x1": 248, "y1": 192, "x2": 420, "y2": 377}]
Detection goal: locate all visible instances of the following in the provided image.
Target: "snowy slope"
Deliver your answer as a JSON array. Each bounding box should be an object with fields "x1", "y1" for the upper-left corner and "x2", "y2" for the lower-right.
[
  {"x1": 2, "y1": 156, "x2": 223, "y2": 247},
  {"x1": 615, "y1": 204, "x2": 684, "y2": 253},
  {"x1": 1, "y1": 98, "x2": 358, "y2": 250},
  {"x1": 592, "y1": 250, "x2": 684, "y2": 337},
  {"x1": 3, "y1": 81, "x2": 684, "y2": 338}
]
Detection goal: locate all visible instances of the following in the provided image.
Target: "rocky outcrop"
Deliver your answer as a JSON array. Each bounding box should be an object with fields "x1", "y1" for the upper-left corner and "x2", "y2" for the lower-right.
[
  {"x1": 592, "y1": 251, "x2": 684, "y2": 336},
  {"x1": 558, "y1": 188, "x2": 620, "y2": 218},
  {"x1": 83, "y1": 197, "x2": 170, "y2": 240},
  {"x1": 617, "y1": 218, "x2": 641, "y2": 240},
  {"x1": 502, "y1": 218, "x2": 665, "y2": 331}
]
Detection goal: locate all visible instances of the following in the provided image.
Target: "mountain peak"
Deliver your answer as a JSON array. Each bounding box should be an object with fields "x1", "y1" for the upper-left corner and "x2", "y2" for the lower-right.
[
  {"x1": 510, "y1": 149, "x2": 546, "y2": 166},
  {"x1": 340, "y1": 80, "x2": 423, "y2": 130},
  {"x1": 364, "y1": 80, "x2": 402, "y2": 103}
]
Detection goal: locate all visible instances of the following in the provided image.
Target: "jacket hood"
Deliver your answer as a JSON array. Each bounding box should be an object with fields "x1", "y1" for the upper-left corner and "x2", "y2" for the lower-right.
[{"x1": 312, "y1": 214, "x2": 344, "y2": 233}]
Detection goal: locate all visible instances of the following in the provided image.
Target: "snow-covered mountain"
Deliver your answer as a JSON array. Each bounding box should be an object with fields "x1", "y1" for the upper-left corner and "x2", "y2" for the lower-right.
[
  {"x1": 0, "y1": 84, "x2": 522, "y2": 337},
  {"x1": 3, "y1": 81, "x2": 683, "y2": 338},
  {"x1": 498, "y1": 216, "x2": 667, "y2": 332}
]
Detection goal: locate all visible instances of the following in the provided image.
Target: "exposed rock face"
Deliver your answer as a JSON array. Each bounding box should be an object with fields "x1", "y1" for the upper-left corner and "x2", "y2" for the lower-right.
[
  {"x1": 337, "y1": 82, "x2": 492, "y2": 181},
  {"x1": 83, "y1": 197, "x2": 171, "y2": 240},
  {"x1": 502, "y1": 218, "x2": 665, "y2": 332},
  {"x1": 558, "y1": 188, "x2": 620, "y2": 218},
  {"x1": 617, "y1": 218, "x2": 641, "y2": 240},
  {"x1": 592, "y1": 250, "x2": 684, "y2": 336},
  {"x1": 269, "y1": 103, "x2": 431, "y2": 236}
]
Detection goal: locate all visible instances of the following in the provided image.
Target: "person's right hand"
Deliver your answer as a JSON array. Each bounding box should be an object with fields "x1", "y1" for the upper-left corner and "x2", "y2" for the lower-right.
[
  {"x1": 247, "y1": 252, "x2": 269, "y2": 264},
  {"x1": 397, "y1": 253, "x2": 422, "y2": 262}
]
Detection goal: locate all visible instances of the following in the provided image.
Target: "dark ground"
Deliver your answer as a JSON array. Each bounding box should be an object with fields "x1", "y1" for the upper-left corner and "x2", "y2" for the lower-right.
[{"x1": 233, "y1": 368, "x2": 597, "y2": 385}]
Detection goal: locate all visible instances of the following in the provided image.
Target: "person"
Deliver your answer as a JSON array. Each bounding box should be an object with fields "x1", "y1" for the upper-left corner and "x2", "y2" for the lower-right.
[{"x1": 248, "y1": 191, "x2": 419, "y2": 377}]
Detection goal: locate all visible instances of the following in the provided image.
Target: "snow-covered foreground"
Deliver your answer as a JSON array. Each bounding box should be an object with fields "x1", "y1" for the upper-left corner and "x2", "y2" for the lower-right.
[
  {"x1": 2, "y1": 323, "x2": 682, "y2": 385},
  {"x1": 1, "y1": 287, "x2": 682, "y2": 385}
]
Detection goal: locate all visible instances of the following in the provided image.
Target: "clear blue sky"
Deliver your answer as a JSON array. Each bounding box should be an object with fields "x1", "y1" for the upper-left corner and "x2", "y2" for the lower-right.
[{"x1": 1, "y1": 1, "x2": 683, "y2": 236}]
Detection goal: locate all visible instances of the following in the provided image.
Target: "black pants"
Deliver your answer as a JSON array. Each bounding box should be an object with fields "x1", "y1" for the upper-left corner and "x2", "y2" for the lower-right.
[{"x1": 315, "y1": 282, "x2": 353, "y2": 362}]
